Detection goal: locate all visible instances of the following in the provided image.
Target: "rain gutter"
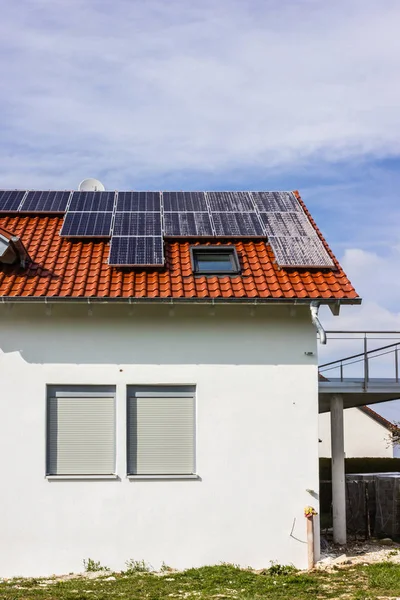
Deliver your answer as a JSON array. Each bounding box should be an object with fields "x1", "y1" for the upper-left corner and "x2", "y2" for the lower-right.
[{"x1": 0, "y1": 297, "x2": 362, "y2": 306}]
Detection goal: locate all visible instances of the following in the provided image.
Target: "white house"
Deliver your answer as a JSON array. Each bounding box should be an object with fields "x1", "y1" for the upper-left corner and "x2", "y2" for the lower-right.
[
  {"x1": 319, "y1": 406, "x2": 397, "y2": 458},
  {"x1": 0, "y1": 189, "x2": 360, "y2": 576}
]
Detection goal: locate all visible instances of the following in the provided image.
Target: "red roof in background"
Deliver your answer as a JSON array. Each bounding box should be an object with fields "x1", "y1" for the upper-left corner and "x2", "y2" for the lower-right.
[
  {"x1": 0, "y1": 191, "x2": 360, "y2": 302},
  {"x1": 359, "y1": 406, "x2": 397, "y2": 431}
]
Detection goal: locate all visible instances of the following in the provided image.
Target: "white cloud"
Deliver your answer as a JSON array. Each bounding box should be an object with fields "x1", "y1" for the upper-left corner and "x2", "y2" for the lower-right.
[
  {"x1": 0, "y1": 0, "x2": 400, "y2": 187},
  {"x1": 319, "y1": 246, "x2": 400, "y2": 371},
  {"x1": 341, "y1": 248, "x2": 400, "y2": 311}
]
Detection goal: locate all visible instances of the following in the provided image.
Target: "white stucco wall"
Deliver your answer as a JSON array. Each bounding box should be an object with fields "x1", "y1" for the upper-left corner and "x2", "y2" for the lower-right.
[
  {"x1": 0, "y1": 303, "x2": 319, "y2": 576},
  {"x1": 319, "y1": 408, "x2": 394, "y2": 458}
]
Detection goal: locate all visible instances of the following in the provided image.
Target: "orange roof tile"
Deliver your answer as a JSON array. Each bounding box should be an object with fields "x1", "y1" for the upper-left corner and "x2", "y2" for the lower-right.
[{"x1": 0, "y1": 193, "x2": 360, "y2": 303}]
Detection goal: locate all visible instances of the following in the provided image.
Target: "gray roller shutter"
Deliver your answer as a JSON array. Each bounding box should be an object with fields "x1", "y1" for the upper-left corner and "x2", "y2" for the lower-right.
[
  {"x1": 128, "y1": 390, "x2": 195, "y2": 475},
  {"x1": 47, "y1": 394, "x2": 115, "y2": 475}
]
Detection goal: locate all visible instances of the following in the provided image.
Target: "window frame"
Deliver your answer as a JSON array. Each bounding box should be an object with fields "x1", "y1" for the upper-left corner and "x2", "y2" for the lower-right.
[
  {"x1": 190, "y1": 245, "x2": 241, "y2": 275},
  {"x1": 126, "y1": 385, "x2": 197, "y2": 479},
  {"x1": 45, "y1": 385, "x2": 117, "y2": 480}
]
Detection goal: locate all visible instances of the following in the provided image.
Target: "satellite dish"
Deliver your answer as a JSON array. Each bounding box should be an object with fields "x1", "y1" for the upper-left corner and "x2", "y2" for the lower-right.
[{"x1": 78, "y1": 178, "x2": 105, "y2": 192}]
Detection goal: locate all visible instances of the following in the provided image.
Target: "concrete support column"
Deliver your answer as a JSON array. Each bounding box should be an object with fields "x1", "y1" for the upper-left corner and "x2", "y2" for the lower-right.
[{"x1": 330, "y1": 394, "x2": 346, "y2": 545}]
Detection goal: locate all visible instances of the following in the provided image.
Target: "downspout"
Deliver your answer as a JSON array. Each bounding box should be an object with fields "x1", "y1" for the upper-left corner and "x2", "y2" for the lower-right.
[{"x1": 310, "y1": 301, "x2": 327, "y2": 345}]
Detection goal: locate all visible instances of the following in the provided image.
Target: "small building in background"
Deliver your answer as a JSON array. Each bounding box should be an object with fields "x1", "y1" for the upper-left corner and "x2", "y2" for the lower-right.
[{"x1": 319, "y1": 405, "x2": 399, "y2": 458}]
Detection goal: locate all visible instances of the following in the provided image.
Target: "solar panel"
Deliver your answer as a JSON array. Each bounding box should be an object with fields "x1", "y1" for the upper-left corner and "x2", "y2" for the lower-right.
[
  {"x1": 162, "y1": 192, "x2": 208, "y2": 212},
  {"x1": 60, "y1": 212, "x2": 113, "y2": 237},
  {"x1": 68, "y1": 191, "x2": 115, "y2": 212},
  {"x1": 108, "y1": 236, "x2": 164, "y2": 266},
  {"x1": 260, "y1": 211, "x2": 315, "y2": 238},
  {"x1": 0, "y1": 190, "x2": 26, "y2": 212},
  {"x1": 116, "y1": 192, "x2": 161, "y2": 212},
  {"x1": 20, "y1": 191, "x2": 71, "y2": 213},
  {"x1": 212, "y1": 212, "x2": 265, "y2": 237},
  {"x1": 207, "y1": 192, "x2": 255, "y2": 213},
  {"x1": 113, "y1": 212, "x2": 162, "y2": 236},
  {"x1": 251, "y1": 191, "x2": 300, "y2": 213},
  {"x1": 0, "y1": 185, "x2": 336, "y2": 270},
  {"x1": 268, "y1": 236, "x2": 335, "y2": 268},
  {"x1": 164, "y1": 212, "x2": 214, "y2": 237}
]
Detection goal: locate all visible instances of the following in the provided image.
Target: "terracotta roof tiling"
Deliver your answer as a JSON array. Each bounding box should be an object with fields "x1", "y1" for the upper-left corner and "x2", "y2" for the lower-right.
[
  {"x1": 0, "y1": 191, "x2": 360, "y2": 302},
  {"x1": 358, "y1": 406, "x2": 398, "y2": 432}
]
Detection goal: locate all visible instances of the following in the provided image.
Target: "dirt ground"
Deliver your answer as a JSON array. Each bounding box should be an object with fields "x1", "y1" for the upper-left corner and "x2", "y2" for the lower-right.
[{"x1": 317, "y1": 538, "x2": 400, "y2": 570}]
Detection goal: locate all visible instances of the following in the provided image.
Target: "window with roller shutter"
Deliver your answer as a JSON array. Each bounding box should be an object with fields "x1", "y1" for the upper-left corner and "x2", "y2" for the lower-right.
[
  {"x1": 127, "y1": 386, "x2": 196, "y2": 476},
  {"x1": 46, "y1": 386, "x2": 116, "y2": 476}
]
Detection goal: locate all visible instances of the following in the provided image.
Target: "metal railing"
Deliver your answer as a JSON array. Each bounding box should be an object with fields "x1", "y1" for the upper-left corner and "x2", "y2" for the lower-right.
[{"x1": 319, "y1": 331, "x2": 400, "y2": 391}]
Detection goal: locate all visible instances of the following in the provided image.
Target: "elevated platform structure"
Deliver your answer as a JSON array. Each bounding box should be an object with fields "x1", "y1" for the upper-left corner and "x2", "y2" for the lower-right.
[
  {"x1": 319, "y1": 338, "x2": 400, "y2": 412},
  {"x1": 318, "y1": 332, "x2": 400, "y2": 548}
]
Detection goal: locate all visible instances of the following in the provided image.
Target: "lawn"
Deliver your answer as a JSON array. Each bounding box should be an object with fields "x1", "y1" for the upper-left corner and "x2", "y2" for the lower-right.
[{"x1": 1, "y1": 562, "x2": 400, "y2": 599}]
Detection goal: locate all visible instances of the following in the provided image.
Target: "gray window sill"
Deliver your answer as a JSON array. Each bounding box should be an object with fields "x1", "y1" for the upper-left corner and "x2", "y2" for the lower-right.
[
  {"x1": 46, "y1": 475, "x2": 119, "y2": 481},
  {"x1": 128, "y1": 474, "x2": 200, "y2": 480}
]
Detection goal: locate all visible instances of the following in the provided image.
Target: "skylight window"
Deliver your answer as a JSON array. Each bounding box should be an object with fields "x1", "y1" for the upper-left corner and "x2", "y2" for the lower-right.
[{"x1": 190, "y1": 246, "x2": 241, "y2": 275}]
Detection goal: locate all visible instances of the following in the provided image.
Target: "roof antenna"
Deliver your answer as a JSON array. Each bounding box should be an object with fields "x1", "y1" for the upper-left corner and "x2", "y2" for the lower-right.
[{"x1": 78, "y1": 178, "x2": 105, "y2": 192}]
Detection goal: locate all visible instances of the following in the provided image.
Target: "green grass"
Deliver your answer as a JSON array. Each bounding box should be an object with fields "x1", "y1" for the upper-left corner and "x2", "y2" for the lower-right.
[
  {"x1": 83, "y1": 558, "x2": 110, "y2": 572},
  {"x1": 1, "y1": 562, "x2": 400, "y2": 599}
]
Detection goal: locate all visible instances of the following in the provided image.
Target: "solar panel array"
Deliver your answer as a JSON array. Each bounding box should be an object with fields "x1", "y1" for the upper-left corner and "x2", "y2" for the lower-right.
[
  {"x1": 21, "y1": 191, "x2": 71, "y2": 213},
  {"x1": 252, "y1": 192, "x2": 333, "y2": 268},
  {"x1": 110, "y1": 191, "x2": 164, "y2": 266},
  {"x1": 58, "y1": 191, "x2": 115, "y2": 238},
  {"x1": 0, "y1": 190, "x2": 27, "y2": 211},
  {"x1": 61, "y1": 212, "x2": 113, "y2": 238},
  {"x1": 0, "y1": 189, "x2": 335, "y2": 269},
  {"x1": 68, "y1": 191, "x2": 115, "y2": 212}
]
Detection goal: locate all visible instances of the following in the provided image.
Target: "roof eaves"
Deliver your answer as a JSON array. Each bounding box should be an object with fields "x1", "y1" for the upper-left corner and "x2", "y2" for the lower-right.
[
  {"x1": 0, "y1": 296, "x2": 362, "y2": 305},
  {"x1": 358, "y1": 406, "x2": 397, "y2": 431}
]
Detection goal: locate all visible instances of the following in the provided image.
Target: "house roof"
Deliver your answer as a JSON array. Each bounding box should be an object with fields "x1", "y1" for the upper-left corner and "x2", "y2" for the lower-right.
[
  {"x1": 0, "y1": 191, "x2": 360, "y2": 302},
  {"x1": 359, "y1": 406, "x2": 397, "y2": 431}
]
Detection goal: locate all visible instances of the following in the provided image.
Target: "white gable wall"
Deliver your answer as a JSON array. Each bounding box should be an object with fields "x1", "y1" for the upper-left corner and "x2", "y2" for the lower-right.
[
  {"x1": 319, "y1": 408, "x2": 394, "y2": 458},
  {"x1": 0, "y1": 303, "x2": 318, "y2": 576}
]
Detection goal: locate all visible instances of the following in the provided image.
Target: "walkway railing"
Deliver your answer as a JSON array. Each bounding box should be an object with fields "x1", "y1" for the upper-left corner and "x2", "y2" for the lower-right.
[{"x1": 319, "y1": 331, "x2": 400, "y2": 391}]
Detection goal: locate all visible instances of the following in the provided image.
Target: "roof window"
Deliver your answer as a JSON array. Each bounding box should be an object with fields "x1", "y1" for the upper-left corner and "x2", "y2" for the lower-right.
[
  {"x1": 0, "y1": 228, "x2": 30, "y2": 268},
  {"x1": 190, "y1": 246, "x2": 240, "y2": 275}
]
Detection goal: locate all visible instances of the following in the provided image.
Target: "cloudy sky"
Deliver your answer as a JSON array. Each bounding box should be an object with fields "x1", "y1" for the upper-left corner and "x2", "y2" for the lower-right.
[{"x1": 1, "y1": 0, "x2": 400, "y2": 417}]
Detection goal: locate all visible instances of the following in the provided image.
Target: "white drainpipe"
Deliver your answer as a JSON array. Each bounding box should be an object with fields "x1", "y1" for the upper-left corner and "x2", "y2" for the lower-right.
[{"x1": 310, "y1": 301, "x2": 327, "y2": 345}]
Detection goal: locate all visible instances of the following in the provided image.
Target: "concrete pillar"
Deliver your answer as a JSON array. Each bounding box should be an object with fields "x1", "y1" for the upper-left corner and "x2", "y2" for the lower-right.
[{"x1": 330, "y1": 394, "x2": 346, "y2": 544}]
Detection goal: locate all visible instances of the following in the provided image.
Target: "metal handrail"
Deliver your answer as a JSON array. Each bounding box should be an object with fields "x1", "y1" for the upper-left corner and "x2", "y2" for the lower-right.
[
  {"x1": 321, "y1": 347, "x2": 400, "y2": 372},
  {"x1": 325, "y1": 330, "x2": 400, "y2": 334},
  {"x1": 319, "y1": 341, "x2": 400, "y2": 369},
  {"x1": 319, "y1": 339, "x2": 400, "y2": 388}
]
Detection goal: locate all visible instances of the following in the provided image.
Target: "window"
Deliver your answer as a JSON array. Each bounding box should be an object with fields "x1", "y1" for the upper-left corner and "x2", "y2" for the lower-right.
[
  {"x1": 46, "y1": 386, "x2": 116, "y2": 476},
  {"x1": 190, "y1": 246, "x2": 240, "y2": 275},
  {"x1": 127, "y1": 386, "x2": 195, "y2": 476}
]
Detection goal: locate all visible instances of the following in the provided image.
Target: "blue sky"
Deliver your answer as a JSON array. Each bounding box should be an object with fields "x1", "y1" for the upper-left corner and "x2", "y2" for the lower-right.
[{"x1": 1, "y1": 0, "x2": 400, "y2": 419}]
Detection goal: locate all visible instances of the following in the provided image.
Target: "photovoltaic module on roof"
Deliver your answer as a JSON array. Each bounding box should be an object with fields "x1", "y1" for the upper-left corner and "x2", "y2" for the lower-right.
[
  {"x1": 68, "y1": 191, "x2": 115, "y2": 212},
  {"x1": 60, "y1": 212, "x2": 113, "y2": 237},
  {"x1": 212, "y1": 212, "x2": 264, "y2": 237},
  {"x1": 108, "y1": 236, "x2": 164, "y2": 266},
  {"x1": 162, "y1": 191, "x2": 208, "y2": 212},
  {"x1": 0, "y1": 190, "x2": 26, "y2": 211},
  {"x1": 207, "y1": 191, "x2": 255, "y2": 213},
  {"x1": 113, "y1": 212, "x2": 162, "y2": 237},
  {"x1": 163, "y1": 212, "x2": 214, "y2": 237},
  {"x1": 20, "y1": 191, "x2": 71, "y2": 213},
  {"x1": 116, "y1": 192, "x2": 161, "y2": 212},
  {"x1": 0, "y1": 189, "x2": 335, "y2": 269}
]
